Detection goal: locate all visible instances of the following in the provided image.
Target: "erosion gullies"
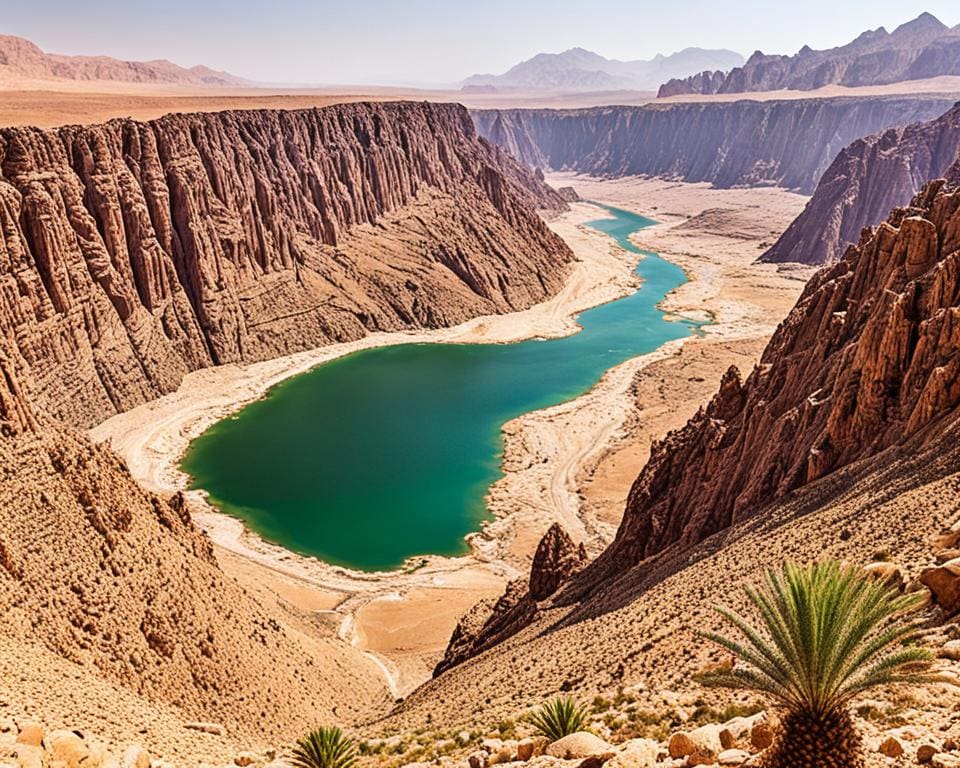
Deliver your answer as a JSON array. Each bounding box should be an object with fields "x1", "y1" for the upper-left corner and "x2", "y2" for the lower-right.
[
  {"x1": 473, "y1": 97, "x2": 954, "y2": 194},
  {"x1": 0, "y1": 101, "x2": 580, "y2": 751},
  {"x1": 0, "y1": 102, "x2": 572, "y2": 429},
  {"x1": 763, "y1": 102, "x2": 960, "y2": 265},
  {"x1": 658, "y1": 12, "x2": 960, "y2": 96},
  {"x1": 585, "y1": 178, "x2": 960, "y2": 585}
]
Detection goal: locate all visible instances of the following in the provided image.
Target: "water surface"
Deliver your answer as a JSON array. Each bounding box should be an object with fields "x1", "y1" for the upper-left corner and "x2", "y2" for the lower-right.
[{"x1": 182, "y1": 204, "x2": 698, "y2": 571}]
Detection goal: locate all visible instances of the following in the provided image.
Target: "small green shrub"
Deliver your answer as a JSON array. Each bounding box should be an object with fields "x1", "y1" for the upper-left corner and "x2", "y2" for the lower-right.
[
  {"x1": 529, "y1": 696, "x2": 588, "y2": 741},
  {"x1": 291, "y1": 727, "x2": 358, "y2": 768}
]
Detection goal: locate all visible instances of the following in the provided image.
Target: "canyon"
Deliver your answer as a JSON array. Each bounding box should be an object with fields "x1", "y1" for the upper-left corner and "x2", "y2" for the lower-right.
[
  {"x1": 473, "y1": 96, "x2": 955, "y2": 194},
  {"x1": 0, "y1": 102, "x2": 571, "y2": 430},
  {"x1": 658, "y1": 12, "x2": 960, "y2": 96},
  {"x1": 763, "y1": 102, "x2": 960, "y2": 264}
]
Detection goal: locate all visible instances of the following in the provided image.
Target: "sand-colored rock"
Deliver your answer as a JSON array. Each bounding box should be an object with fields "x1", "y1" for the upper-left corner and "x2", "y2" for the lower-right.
[
  {"x1": 764, "y1": 103, "x2": 960, "y2": 265},
  {"x1": 921, "y1": 558, "x2": 960, "y2": 615},
  {"x1": 545, "y1": 733, "x2": 613, "y2": 760}
]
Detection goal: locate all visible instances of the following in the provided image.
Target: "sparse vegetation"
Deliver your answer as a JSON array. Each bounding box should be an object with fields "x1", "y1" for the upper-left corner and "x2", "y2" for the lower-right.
[
  {"x1": 702, "y1": 560, "x2": 948, "y2": 768},
  {"x1": 291, "y1": 727, "x2": 358, "y2": 768},
  {"x1": 529, "y1": 696, "x2": 589, "y2": 741}
]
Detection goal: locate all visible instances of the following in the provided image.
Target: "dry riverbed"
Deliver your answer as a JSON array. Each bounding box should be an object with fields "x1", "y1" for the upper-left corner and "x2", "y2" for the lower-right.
[{"x1": 91, "y1": 178, "x2": 812, "y2": 698}]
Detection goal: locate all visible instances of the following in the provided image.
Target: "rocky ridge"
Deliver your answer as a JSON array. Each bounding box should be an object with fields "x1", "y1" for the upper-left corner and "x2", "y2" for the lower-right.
[
  {"x1": 763, "y1": 102, "x2": 960, "y2": 264},
  {"x1": 473, "y1": 97, "x2": 954, "y2": 194},
  {"x1": 0, "y1": 33, "x2": 249, "y2": 87},
  {"x1": 0, "y1": 101, "x2": 571, "y2": 429},
  {"x1": 658, "y1": 12, "x2": 960, "y2": 97}
]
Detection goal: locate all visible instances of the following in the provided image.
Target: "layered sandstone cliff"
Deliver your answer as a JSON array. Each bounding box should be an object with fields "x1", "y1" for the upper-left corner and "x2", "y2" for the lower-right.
[
  {"x1": 473, "y1": 97, "x2": 953, "y2": 194},
  {"x1": 763, "y1": 103, "x2": 960, "y2": 265},
  {"x1": 658, "y1": 13, "x2": 960, "y2": 96},
  {"x1": 0, "y1": 102, "x2": 571, "y2": 429}
]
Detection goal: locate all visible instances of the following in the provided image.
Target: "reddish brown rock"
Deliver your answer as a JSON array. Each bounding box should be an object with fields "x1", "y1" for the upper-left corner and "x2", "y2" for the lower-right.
[
  {"x1": 0, "y1": 102, "x2": 571, "y2": 429},
  {"x1": 580, "y1": 180, "x2": 960, "y2": 582},
  {"x1": 434, "y1": 524, "x2": 587, "y2": 675},
  {"x1": 764, "y1": 103, "x2": 960, "y2": 265},
  {"x1": 920, "y1": 558, "x2": 960, "y2": 614}
]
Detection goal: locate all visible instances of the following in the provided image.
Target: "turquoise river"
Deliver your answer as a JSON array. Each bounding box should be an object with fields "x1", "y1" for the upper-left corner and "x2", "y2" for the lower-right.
[{"x1": 181, "y1": 204, "x2": 699, "y2": 571}]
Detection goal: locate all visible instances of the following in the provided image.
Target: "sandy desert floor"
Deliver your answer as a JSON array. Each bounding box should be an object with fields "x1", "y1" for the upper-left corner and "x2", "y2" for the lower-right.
[
  {"x1": 1, "y1": 76, "x2": 959, "y2": 128},
  {"x1": 91, "y1": 176, "x2": 812, "y2": 700}
]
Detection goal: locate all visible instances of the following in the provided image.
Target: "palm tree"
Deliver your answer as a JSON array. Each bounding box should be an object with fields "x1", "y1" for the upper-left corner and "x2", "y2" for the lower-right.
[
  {"x1": 702, "y1": 561, "x2": 947, "y2": 768},
  {"x1": 529, "y1": 696, "x2": 588, "y2": 741},
  {"x1": 290, "y1": 726, "x2": 357, "y2": 768}
]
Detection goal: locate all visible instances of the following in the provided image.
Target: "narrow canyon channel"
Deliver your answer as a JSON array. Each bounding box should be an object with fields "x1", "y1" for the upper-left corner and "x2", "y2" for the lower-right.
[{"x1": 180, "y1": 204, "x2": 701, "y2": 571}]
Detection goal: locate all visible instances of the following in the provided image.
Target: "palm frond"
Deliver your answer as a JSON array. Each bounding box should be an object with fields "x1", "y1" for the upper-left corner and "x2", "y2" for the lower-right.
[
  {"x1": 700, "y1": 560, "x2": 947, "y2": 720},
  {"x1": 291, "y1": 727, "x2": 357, "y2": 768}
]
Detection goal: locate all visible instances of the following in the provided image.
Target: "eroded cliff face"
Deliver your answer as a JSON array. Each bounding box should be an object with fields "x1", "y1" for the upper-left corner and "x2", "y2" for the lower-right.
[
  {"x1": 0, "y1": 102, "x2": 571, "y2": 429},
  {"x1": 473, "y1": 97, "x2": 953, "y2": 194},
  {"x1": 585, "y1": 179, "x2": 960, "y2": 582},
  {"x1": 763, "y1": 103, "x2": 960, "y2": 265}
]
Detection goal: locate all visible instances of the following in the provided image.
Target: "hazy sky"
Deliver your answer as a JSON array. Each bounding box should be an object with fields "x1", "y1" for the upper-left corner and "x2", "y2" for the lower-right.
[{"x1": 3, "y1": 0, "x2": 958, "y2": 85}]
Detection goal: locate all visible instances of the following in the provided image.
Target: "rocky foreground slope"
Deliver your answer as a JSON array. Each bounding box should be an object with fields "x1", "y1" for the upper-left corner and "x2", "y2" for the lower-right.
[
  {"x1": 763, "y1": 102, "x2": 960, "y2": 265},
  {"x1": 400, "y1": 178, "x2": 960, "y2": 730},
  {"x1": 473, "y1": 96, "x2": 953, "y2": 194},
  {"x1": 658, "y1": 12, "x2": 960, "y2": 96},
  {"x1": 0, "y1": 102, "x2": 571, "y2": 428}
]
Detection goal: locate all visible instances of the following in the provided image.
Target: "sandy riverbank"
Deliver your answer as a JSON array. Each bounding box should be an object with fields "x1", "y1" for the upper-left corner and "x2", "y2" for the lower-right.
[{"x1": 91, "y1": 179, "x2": 813, "y2": 697}]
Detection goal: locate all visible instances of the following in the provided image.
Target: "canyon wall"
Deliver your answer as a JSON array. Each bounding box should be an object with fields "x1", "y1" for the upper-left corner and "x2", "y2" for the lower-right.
[
  {"x1": 585, "y1": 178, "x2": 960, "y2": 583},
  {"x1": 473, "y1": 97, "x2": 954, "y2": 194},
  {"x1": 763, "y1": 103, "x2": 960, "y2": 265},
  {"x1": 0, "y1": 101, "x2": 572, "y2": 429}
]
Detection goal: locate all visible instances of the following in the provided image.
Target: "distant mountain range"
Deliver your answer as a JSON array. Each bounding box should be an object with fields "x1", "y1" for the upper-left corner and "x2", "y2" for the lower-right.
[
  {"x1": 659, "y1": 12, "x2": 960, "y2": 96},
  {"x1": 0, "y1": 33, "x2": 250, "y2": 87},
  {"x1": 463, "y1": 47, "x2": 745, "y2": 92}
]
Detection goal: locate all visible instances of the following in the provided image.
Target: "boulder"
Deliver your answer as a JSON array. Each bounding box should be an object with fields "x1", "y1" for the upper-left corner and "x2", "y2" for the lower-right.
[
  {"x1": 468, "y1": 750, "x2": 488, "y2": 768},
  {"x1": 603, "y1": 739, "x2": 659, "y2": 768},
  {"x1": 44, "y1": 731, "x2": 93, "y2": 768},
  {"x1": 545, "y1": 733, "x2": 614, "y2": 761},
  {"x1": 940, "y1": 640, "x2": 960, "y2": 661},
  {"x1": 9, "y1": 745, "x2": 43, "y2": 768},
  {"x1": 123, "y1": 746, "x2": 151, "y2": 768},
  {"x1": 863, "y1": 562, "x2": 905, "y2": 591},
  {"x1": 878, "y1": 736, "x2": 904, "y2": 758},
  {"x1": 918, "y1": 744, "x2": 939, "y2": 764},
  {"x1": 516, "y1": 738, "x2": 547, "y2": 761},
  {"x1": 920, "y1": 559, "x2": 960, "y2": 614},
  {"x1": 15, "y1": 724, "x2": 43, "y2": 748},
  {"x1": 667, "y1": 733, "x2": 696, "y2": 759}
]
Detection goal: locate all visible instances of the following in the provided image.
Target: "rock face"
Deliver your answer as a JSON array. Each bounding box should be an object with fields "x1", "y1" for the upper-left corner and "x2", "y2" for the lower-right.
[
  {"x1": 473, "y1": 97, "x2": 953, "y2": 194},
  {"x1": 434, "y1": 524, "x2": 587, "y2": 675},
  {"x1": 0, "y1": 33, "x2": 249, "y2": 86},
  {"x1": 583, "y1": 179, "x2": 960, "y2": 581},
  {"x1": 658, "y1": 13, "x2": 960, "y2": 96},
  {"x1": 763, "y1": 103, "x2": 960, "y2": 265},
  {"x1": 0, "y1": 102, "x2": 571, "y2": 428}
]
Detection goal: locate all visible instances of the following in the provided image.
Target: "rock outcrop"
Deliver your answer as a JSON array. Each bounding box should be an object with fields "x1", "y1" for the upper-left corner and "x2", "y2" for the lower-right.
[
  {"x1": 434, "y1": 524, "x2": 587, "y2": 675},
  {"x1": 584, "y1": 179, "x2": 960, "y2": 581},
  {"x1": 658, "y1": 13, "x2": 960, "y2": 96},
  {"x1": 763, "y1": 103, "x2": 960, "y2": 265},
  {"x1": 0, "y1": 102, "x2": 571, "y2": 428},
  {"x1": 473, "y1": 97, "x2": 953, "y2": 194}
]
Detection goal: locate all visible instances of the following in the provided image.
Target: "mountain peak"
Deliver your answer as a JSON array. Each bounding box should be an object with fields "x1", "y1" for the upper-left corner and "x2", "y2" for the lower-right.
[{"x1": 892, "y1": 11, "x2": 947, "y2": 37}]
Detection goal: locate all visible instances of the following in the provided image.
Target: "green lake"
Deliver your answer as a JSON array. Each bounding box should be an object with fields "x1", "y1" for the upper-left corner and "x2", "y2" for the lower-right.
[{"x1": 181, "y1": 204, "x2": 698, "y2": 571}]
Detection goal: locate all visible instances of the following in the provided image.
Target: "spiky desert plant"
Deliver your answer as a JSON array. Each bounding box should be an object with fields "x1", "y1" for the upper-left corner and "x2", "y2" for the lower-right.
[
  {"x1": 290, "y1": 726, "x2": 357, "y2": 768},
  {"x1": 701, "y1": 561, "x2": 947, "y2": 768},
  {"x1": 530, "y1": 696, "x2": 588, "y2": 740}
]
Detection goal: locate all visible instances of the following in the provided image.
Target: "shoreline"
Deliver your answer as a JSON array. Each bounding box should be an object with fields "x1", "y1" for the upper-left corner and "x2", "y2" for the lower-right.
[{"x1": 91, "y1": 179, "x2": 813, "y2": 697}]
